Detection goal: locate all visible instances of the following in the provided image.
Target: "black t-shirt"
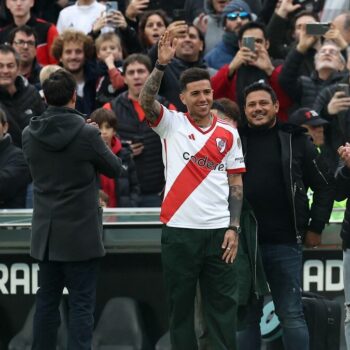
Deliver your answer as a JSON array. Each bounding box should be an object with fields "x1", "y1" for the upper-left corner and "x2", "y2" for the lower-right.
[{"x1": 243, "y1": 124, "x2": 296, "y2": 244}]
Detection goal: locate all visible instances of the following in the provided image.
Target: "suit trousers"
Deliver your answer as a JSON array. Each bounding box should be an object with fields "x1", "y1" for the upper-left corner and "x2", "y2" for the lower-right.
[
  {"x1": 161, "y1": 225, "x2": 238, "y2": 350},
  {"x1": 32, "y1": 258, "x2": 99, "y2": 350}
]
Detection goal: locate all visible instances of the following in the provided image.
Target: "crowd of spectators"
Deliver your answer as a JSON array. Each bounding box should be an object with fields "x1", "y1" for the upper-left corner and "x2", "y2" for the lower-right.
[{"x1": 0, "y1": 0, "x2": 349, "y2": 210}]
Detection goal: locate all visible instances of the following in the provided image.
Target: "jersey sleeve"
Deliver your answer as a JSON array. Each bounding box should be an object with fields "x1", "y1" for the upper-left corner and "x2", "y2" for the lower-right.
[
  {"x1": 226, "y1": 128, "x2": 246, "y2": 174},
  {"x1": 148, "y1": 105, "x2": 179, "y2": 138}
]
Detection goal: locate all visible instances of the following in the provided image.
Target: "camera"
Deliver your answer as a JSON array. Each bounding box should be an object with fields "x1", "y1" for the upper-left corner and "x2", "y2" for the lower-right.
[{"x1": 305, "y1": 23, "x2": 330, "y2": 36}]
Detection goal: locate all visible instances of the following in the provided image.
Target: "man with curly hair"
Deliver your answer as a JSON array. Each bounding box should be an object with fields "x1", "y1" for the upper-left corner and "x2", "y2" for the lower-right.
[{"x1": 51, "y1": 29, "x2": 98, "y2": 115}]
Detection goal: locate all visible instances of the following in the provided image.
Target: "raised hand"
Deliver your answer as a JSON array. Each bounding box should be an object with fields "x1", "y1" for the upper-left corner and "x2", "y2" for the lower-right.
[
  {"x1": 228, "y1": 47, "x2": 256, "y2": 76},
  {"x1": 296, "y1": 24, "x2": 318, "y2": 54},
  {"x1": 125, "y1": 0, "x2": 149, "y2": 21},
  {"x1": 276, "y1": 0, "x2": 301, "y2": 18},
  {"x1": 324, "y1": 26, "x2": 348, "y2": 50},
  {"x1": 250, "y1": 46, "x2": 274, "y2": 76},
  {"x1": 338, "y1": 143, "x2": 350, "y2": 168},
  {"x1": 158, "y1": 31, "x2": 178, "y2": 65},
  {"x1": 327, "y1": 91, "x2": 350, "y2": 115},
  {"x1": 193, "y1": 13, "x2": 209, "y2": 34},
  {"x1": 106, "y1": 10, "x2": 128, "y2": 30},
  {"x1": 167, "y1": 20, "x2": 188, "y2": 41}
]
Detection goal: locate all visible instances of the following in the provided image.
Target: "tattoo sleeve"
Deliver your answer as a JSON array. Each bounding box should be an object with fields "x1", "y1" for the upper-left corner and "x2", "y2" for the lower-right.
[
  {"x1": 228, "y1": 174, "x2": 243, "y2": 226},
  {"x1": 139, "y1": 67, "x2": 164, "y2": 123}
]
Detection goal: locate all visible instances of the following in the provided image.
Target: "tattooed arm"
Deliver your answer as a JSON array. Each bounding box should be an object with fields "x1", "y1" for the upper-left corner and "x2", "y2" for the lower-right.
[
  {"x1": 222, "y1": 173, "x2": 243, "y2": 263},
  {"x1": 228, "y1": 173, "x2": 243, "y2": 226},
  {"x1": 139, "y1": 30, "x2": 178, "y2": 123},
  {"x1": 139, "y1": 69, "x2": 164, "y2": 123}
]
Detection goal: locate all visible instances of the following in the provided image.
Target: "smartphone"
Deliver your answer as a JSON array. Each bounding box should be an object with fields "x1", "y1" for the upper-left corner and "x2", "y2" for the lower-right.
[
  {"x1": 292, "y1": 0, "x2": 313, "y2": 4},
  {"x1": 336, "y1": 83, "x2": 350, "y2": 97},
  {"x1": 242, "y1": 37, "x2": 255, "y2": 52},
  {"x1": 147, "y1": 0, "x2": 161, "y2": 11},
  {"x1": 305, "y1": 23, "x2": 330, "y2": 36},
  {"x1": 132, "y1": 135, "x2": 144, "y2": 144},
  {"x1": 106, "y1": 1, "x2": 118, "y2": 14},
  {"x1": 172, "y1": 9, "x2": 186, "y2": 21}
]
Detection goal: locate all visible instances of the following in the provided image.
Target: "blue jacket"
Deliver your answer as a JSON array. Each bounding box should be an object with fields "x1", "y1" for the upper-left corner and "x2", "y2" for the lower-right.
[{"x1": 204, "y1": 40, "x2": 239, "y2": 70}]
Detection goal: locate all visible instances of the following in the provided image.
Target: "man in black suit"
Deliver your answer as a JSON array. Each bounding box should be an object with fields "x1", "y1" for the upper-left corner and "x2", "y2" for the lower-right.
[{"x1": 22, "y1": 69, "x2": 122, "y2": 350}]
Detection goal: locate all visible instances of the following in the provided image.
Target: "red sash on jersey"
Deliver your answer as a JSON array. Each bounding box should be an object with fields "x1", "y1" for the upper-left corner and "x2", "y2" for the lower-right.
[{"x1": 161, "y1": 126, "x2": 233, "y2": 224}]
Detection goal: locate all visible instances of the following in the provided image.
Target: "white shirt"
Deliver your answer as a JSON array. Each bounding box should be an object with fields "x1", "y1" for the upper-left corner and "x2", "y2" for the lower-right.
[
  {"x1": 151, "y1": 106, "x2": 246, "y2": 229},
  {"x1": 56, "y1": 1, "x2": 106, "y2": 34}
]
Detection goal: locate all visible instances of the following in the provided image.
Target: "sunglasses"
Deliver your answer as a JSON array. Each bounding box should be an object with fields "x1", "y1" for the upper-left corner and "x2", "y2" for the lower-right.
[{"x1": 226, "y1": 12, "x2": 251, "y2": 21}]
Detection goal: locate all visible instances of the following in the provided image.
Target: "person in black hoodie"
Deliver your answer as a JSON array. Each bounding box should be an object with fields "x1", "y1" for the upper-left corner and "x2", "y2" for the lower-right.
[
  {"x1": 22, "y1": 69, "x2": 122, "y2": 350},
  {"x1": 238, "y1": 81, "x2": 333, "y2": 350},
  {"x1": 0, "y1": 107, "x2": 30, "y2": 208}
]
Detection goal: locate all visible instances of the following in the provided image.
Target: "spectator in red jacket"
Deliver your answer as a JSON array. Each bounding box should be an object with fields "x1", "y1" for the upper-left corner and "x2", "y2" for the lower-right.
[
  {"x1": 211, "y1": 21, "x2": 292, "y2": 123},
  {"x1": 0, "y1": 0, "x2": 58, "y2": 65}
]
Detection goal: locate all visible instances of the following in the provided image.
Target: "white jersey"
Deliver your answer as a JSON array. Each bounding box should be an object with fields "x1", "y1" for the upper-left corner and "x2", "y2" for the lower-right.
[
  {"x1": 56, "y1": 1, "x2": 105, "y2": 34},
  {"x1": 151, "y1": 106, "x2": 246, "y2": 229}
]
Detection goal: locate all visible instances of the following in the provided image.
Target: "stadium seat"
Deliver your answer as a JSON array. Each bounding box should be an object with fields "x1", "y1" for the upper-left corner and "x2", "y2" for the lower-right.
[
  {"x1": 155, "y1": 332, "x2": 170, "y2": 350},
  {"x1": 92, "y1": 297, "x2": 151, "y2": 350},
  {"x1": 8, "y1": 299, "x2": 68, "y2": 350}
]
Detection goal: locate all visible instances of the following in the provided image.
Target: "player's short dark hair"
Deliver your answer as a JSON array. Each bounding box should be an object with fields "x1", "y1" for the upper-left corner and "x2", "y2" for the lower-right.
[
  {"x1": 90, "y1": 108, "x2": 118, "y2": 131},
  {"x1": 42, "y1": 69, "x2": 76, "y2": 106},
  {"x1": 244, "y1": 81, "x2": 277, "y2": 105},
  {"x1": 179, "y1": 67, "x2": 210, "y2": 91}
]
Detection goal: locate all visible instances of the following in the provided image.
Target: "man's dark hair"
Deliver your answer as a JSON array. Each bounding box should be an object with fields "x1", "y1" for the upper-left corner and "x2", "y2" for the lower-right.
[
  {"x1": 291, "y1": 10, "x2": 320, "y2": 31},
  {"x1": 90, "y1": 108, "x2": 118, "y2": 131},
  {"x1": 188, "y1": 24, "x2": 206, "y2": 53},
  {"x1": 123, "y1": 53, "x2": 152, "y2": 74},
  {"x1": 179, "y1": 67, "x2": 210, "y2": 91},
  {"x1": 243, "y1": 81, "x2": 277, "y2": 105},
  {"x1": 0, "y1": 107, "x2": 7, "y2": 125},
  {"x1": 42, "y1": 70, "x2": 76, "y2": 106},
  {"x1": 238, "y1": 21, "x2": 268, "y2": 42},
  {"x1": 8, "y1": 25, "x2": 38, "y2": 46},
  {"x1": 0, "y1": 44, "x2": 20, "y2": 65}
]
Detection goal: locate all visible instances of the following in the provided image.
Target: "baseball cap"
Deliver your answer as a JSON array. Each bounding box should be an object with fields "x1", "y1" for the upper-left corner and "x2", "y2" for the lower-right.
[{"x1": 289, "y1": 108, "x2": 328, "y2": 127}]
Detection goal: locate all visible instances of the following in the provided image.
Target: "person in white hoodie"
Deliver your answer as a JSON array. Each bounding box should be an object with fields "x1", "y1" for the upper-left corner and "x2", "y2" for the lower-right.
[{"x1": 56, "y1": 0, "x2": 105, "y2": 34}]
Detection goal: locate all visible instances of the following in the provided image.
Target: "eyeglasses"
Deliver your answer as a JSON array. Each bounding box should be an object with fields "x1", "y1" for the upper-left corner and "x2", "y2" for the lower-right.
[
  {"x1": 226, "y1": 12, "x2": 251, "y2": 21},
  {"x1": 318, "y1": 48, "x2": 340, "y2": 56},
  {"x1": 13, "y1": 40, "x2": 36, "y2": 47}
]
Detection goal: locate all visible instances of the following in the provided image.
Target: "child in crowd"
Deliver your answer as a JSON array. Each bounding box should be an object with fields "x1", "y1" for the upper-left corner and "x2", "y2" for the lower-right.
[
  {"x1": 38, "y1": 64, "x2": 62, "y2": 100},
  {"x1": 90, "y1": 108, "x2": 140, "y2": 207},
  {"x1": 95, "y1": 32, "x2": 126, "y2": 107}
]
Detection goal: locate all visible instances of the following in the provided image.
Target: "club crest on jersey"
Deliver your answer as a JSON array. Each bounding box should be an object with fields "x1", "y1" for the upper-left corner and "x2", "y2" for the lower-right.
[{"x1": 216, "y1": 138, "x2": 227, "y2": 153}]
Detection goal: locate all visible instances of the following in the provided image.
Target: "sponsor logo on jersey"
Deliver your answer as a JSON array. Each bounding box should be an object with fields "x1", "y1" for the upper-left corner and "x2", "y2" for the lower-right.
[{"x1": 183, "y1": 152, "x2": 225, "y2": 171}]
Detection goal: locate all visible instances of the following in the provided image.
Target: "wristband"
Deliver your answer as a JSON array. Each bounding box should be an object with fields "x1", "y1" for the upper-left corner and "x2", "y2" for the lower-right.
[{"x1": 155, "y1": 60, "x2": 167, "y2": 71}]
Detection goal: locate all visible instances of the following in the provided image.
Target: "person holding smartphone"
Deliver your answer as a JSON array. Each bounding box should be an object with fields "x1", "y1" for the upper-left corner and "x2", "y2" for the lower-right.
[{"x1": 56, "y1": 0, "x2": 106, "y2": 34}]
